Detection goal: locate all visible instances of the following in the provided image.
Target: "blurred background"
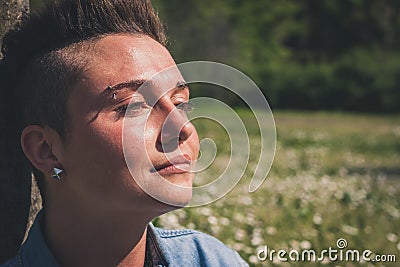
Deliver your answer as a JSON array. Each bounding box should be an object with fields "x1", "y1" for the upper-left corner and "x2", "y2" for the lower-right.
[
  {"x1": 26, "y1": 1, "x2": 400, "y2": 266},
  {"x1": 30, "y1": 0, "x2": 400, "y2": 112}
]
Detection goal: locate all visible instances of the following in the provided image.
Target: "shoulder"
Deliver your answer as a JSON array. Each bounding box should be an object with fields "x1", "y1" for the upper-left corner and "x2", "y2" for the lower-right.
[{"x1": 150, "y1": 225, "x2": 248, "y2": 266}]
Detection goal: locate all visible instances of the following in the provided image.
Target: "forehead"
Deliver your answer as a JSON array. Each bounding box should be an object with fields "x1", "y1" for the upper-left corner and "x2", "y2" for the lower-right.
[
  {"x1": 84, "y1": 34, "x2": 180, "y2": 87},
  {"x1": 67, "y1": 34, "x2": 184, "y2": 121}
]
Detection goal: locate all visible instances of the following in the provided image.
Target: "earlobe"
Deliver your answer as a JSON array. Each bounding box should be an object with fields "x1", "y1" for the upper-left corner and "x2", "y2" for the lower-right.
[{"x1": 21, "y1": 125, "x2": 62, "y2": 177}]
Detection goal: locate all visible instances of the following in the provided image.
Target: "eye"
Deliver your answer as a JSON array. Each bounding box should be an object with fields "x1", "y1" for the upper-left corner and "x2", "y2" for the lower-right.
[
  {"x1": 115, "y1": 101, "x2": 150, "y2": 117},
  {"x1": 176, "y1": 100, "x2": 194, "y2": 114}
]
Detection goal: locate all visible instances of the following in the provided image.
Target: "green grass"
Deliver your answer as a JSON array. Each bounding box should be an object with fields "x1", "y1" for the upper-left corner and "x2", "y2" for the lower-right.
[{"x1": 155, "y1": 111, "x2": 400, "y2": 266}]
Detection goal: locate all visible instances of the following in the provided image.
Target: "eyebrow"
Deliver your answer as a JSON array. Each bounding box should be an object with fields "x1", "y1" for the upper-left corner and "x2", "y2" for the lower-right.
[
  {"x1": 102, "y1": 80, "x2": 146, "y2": 99},
  {"x1": 176, "y1": 80, "x2": 188, "y2": 90},
  {"x1": 102, "y1": 80, "x2": 189, "y2": 99}
]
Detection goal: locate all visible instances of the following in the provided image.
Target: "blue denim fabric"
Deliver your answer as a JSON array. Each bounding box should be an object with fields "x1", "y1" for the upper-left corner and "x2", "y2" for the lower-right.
[{"x1": 1, "y1": 212, "x2": 248, "y2": 267}]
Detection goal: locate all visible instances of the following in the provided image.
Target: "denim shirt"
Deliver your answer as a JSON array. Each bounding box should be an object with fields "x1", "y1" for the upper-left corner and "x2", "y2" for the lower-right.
[{"x1": 1, "y1": 212, "x2": 248, "y2": 267}]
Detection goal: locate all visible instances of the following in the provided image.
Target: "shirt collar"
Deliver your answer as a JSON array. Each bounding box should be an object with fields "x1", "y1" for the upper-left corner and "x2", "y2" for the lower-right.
[
  {"x1": 20, "y1": 210, "x2": 59, "y2": 267},
  {"x1": 20, "y1": 211, "x2": 168, "y2": 267},
  {"x1": 145, "y1": 223, "x2": 168, "y2": 267}
]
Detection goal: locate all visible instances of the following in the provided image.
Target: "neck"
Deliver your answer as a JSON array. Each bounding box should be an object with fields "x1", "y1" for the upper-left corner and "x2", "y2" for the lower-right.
[{"x1": 43, "y1": 204, "x2": 152, "y2": 267}]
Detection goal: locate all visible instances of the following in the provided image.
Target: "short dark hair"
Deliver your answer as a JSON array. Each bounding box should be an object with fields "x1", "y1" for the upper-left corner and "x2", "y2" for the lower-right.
[{"x1": 0, "y1": 0, "x2": 166, "y2": 197}]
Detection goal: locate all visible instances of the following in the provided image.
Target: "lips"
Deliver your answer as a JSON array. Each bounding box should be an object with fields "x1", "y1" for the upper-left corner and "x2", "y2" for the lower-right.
[{"x1": 150, "y1": 154, "x2": 191, "y2": 175}]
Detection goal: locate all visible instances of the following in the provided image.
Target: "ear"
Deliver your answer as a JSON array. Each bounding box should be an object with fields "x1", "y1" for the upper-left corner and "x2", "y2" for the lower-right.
[{"x1": 21, "y1": 125, "x2": 63, "y2": 177}]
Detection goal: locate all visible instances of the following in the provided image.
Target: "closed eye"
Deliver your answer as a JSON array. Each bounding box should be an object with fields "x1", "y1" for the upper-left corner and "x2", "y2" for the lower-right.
[
  {"x1": 176, "y1": 100, "x2": 194, "y2": 114},
  {"x1": 115, "y1": 101, "x2": 151, "y2": 118}
]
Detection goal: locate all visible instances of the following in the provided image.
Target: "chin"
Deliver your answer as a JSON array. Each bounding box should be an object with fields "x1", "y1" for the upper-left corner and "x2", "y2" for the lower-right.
[
  {"x1": 154, "y1": 182, "x2": 193, "y2": 208},
  {"x1": 136, "y1": 172, "x2": 194, "y2": 208},
  {"x1": 149, "y1": 187, "x2": 193, "y2": 216}
]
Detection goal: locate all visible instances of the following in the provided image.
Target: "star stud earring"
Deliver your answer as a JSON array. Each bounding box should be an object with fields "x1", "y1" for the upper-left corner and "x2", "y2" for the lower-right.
[{"x1": 51, "y1": 167, "x2": 63, "y2": 180}]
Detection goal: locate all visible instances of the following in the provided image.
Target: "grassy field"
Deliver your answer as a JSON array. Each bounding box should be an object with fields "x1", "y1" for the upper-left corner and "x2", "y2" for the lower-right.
[{"x1": 155, "y1": 111, "x2": 400, "y2": 266}]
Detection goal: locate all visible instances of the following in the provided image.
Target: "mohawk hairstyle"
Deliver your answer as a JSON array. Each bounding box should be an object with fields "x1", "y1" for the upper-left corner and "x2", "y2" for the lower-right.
[
  {"x1": 0, "y1": 0, "x2": 167, "y2": 200},
  {"x1": 2, "y1": 0, "x2": 166, "y2": 134}
]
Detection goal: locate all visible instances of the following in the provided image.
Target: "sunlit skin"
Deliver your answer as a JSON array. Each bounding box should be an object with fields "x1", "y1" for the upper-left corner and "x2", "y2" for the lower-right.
[{"x1": 21, "y1": 34, "x2": 199, "y2": 266}]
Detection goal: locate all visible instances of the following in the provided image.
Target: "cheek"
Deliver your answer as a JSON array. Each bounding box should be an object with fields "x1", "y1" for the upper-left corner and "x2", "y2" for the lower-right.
[
  {"x1": 190, "y1": 130, "x2": 200, "y2": 159},
  {"x1": 122, "y1": 118, "x2": 155, "y2": 168},
  {"x1": 68, "y1": 123, "x2": 123, "y2": 172},
  {"x1": 60, "y1": 123, "x2": 125, "y2": 199}
]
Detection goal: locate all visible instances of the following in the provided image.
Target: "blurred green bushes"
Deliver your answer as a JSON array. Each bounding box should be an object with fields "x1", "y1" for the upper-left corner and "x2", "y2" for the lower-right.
[
  {"x1": 264, "y1": 49, "x2": 400, "y2": 112},
  {"x1": 152, "y1": 0, "x2": 400, "y2": 113},
  {"x1": 29, "y1": 0, "x2": 400, "y2": 112}
]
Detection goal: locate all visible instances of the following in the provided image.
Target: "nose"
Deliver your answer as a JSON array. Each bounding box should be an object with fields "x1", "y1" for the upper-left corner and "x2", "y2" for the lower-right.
[{"x1": 156, "y1": 106, "x2": 194, "y2": 153}]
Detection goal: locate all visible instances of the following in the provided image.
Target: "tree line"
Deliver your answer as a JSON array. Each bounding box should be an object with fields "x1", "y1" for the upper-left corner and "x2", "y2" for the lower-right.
[
  {"x1": 153, "y1": 0, "x2": 400, "y2": 112},
  {"x1": 29, "y1": 0, "x2": 400, "y2": 112}
]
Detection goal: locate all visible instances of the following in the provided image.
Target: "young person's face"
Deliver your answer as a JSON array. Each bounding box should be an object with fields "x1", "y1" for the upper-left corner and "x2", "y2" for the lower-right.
[{"x1": 59, "y1": 34, "x2": 199, "y2": 215}]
